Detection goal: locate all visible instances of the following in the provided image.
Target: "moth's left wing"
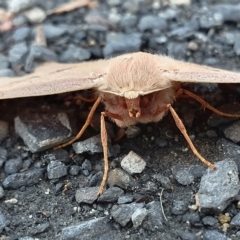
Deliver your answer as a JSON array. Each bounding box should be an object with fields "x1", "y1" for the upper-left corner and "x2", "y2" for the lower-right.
[{"x1": 0, "y1": 59, "x2": 109, "y2": 99}]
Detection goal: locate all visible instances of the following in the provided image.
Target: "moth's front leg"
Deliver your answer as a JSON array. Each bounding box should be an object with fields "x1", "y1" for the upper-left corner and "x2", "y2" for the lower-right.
[
  {"x1": 98, "y1": 111, "x2": 123, "y2": 195},
  {"x1": 54, "y1": 96, "x2": 102, "y2": 150},
  {"x1": 154, "y1": 102, "x2": 217, "y2": 170},
  {"x1": 176, "y1": 88, "x2": 240, "y2": 118}
]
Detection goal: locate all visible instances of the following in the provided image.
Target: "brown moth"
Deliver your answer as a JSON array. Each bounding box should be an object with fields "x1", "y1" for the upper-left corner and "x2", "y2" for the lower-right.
[{"x1": 1, "y1": 51, "x2": 240, "y2": 195}]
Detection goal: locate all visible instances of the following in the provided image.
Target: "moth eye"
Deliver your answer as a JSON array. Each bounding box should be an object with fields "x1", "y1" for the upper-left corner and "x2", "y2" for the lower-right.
[
  {"x1": 119, "y1": 97, "x2": 127, "y2": 109},
  {"x1": 140, "y1": 96, "x2": 149, "y2": 108}
]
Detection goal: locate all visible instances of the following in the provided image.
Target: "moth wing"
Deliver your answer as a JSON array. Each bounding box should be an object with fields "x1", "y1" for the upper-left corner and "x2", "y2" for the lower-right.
[
  {"x1": 0, "y1": 59, "x2": 109, "y2": 99},
  {"x1": 159, "y1": 56, "x2": 240, "y2": 84}
]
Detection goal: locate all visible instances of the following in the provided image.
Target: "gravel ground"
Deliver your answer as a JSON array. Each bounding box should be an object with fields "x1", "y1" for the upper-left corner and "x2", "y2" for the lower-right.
[{"x1": 1, "y1": 0, "x2": 240, "y2": 239}]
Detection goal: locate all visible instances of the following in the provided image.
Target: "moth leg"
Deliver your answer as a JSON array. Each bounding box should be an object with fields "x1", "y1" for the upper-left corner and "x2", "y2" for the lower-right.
[
  {"x1": 167, "y1": 104, "x2": 216, "y2": 170},
  {"x1": 73, "y1": 95, "x2": 97, "y2": 103},
  {"x1": 114, "y1": 128, "x2": 125, "y2": 142},
  {"x1": 177, "y1": 88, "x2": 240, "y2": 118},
  {"x1": 98, "y1": 111, "x2": 123, "y2": 195},
  {"x1": 54, "y1": 96, "x2": 102, "y2": 150},
  {"x1": 98, "y1": 112, "x2": 109, "y2": 195}
]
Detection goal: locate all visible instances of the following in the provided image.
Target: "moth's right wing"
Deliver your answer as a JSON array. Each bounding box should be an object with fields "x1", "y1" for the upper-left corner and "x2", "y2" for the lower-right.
[
  {"x1": 158, "y1": 55, "x2": 240, "y2": 84},
  {"x1": 0, "y1": 59, "x2": 110, "y2": 99}
]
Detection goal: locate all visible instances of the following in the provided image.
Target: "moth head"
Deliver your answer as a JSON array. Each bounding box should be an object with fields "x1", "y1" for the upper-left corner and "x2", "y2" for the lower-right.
[
  {"x1": 118, "y1": 94, "x2": 151, "y2": 118},
  {"x1": 98, "y1": 52, "x2": 173, "y2": 98}
]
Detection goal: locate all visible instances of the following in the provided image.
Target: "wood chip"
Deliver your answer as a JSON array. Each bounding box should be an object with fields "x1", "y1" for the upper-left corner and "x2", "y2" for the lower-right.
[
  {"x1": 35, "y1": 25, "x2": 47, "y2": 47},
  {"x1": 48, "y1": 0, "x2": 98, "y2": 15}
]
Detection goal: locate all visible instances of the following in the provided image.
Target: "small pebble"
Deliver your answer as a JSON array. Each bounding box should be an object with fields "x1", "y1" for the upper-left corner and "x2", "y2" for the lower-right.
[
  {"x1": 121, "y1": 151, "x2": 146, "y2": 175},
  {"x1": 131, "y1": 208, "x2": 147, "y2": 228},
  {"x1": 47, "y1": 161, "x2": 67, "y2": 179}
]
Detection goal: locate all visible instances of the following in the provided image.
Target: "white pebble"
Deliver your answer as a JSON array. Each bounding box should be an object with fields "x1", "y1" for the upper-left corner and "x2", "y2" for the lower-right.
[{"x1": 121, "y1": 151, "x2": 146, "y2": 175}]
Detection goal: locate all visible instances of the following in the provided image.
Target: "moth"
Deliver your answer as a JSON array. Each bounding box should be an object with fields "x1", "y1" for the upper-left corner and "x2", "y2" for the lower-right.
[{"x1": 1, "y1": 51, "x2": 240, "y2": 195}]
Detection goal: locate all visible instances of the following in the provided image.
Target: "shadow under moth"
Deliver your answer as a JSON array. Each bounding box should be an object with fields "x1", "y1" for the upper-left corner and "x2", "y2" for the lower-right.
[{"x1": 1, "y1": 51, "x2": 240, "y2": 195}]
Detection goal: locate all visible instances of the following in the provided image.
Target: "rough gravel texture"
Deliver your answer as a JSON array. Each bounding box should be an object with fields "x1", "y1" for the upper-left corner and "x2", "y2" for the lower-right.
[{"x1": 1, "y1": 0, "x2": 240, "y2": 239}]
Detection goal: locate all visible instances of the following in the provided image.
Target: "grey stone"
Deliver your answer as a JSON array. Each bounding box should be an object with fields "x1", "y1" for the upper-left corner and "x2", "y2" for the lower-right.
[
  {"x1": 47, "y1": 161, "x2": 67, "y2": 179},
  {"x1": 169, "y1": 0, "x2": 190, "y2": 5},
  {"x1": 73, "y1": 135, "x2": 103, "y2": 155},
  {"x1": 44, "y1": 149, "x2": 71, "y2": 164},
  {"x1": 9, "y1": 42, "x2": 28, "y2": 70},
  {"x1": 30, "y1": 223, "x2": 50, "y2": 235},
  {"x1": 0, "y1": 147, "x2": 7, "y2": 168},
  {"x1": 202, "y1": 216, "x2": 219, "y2": 227},
  {"x1": 19, "y1": 237, "x2": 37, "y2": 240},
  {"x1": 0, "y1": 186, "x2": 4, "y2": 199},
  {"x1": 211, "y1": 4, "x2": 240, "y2": 23},
  {"x1": 87, "y1": 24, "x2": 107, "y2": 32},
  {"x1": 202, "y1": 230, "x2": 227, "y2": 240},
  {"x1": 121, "y1": 151, "x2": 146, "y2": 175},
  {"x1": 8, "y1": 0, "x2": 33, "y2": 13},
  {"x1": 15, "y1": 112, "x2": 76, "y2": 153},
  {"x1": 103, "y1": 32, "x2": 141, "y2": 57},
  {"x1": 0, "y1": 55, "x2": 9, "y2": 69},
  {"x1": 171, "y1": 199, "x2": 188, "y2": 215},
  {"x1": 0, "y1": 212, "x2": 7, "y2": 233},
  {"x1": 152, "y1": 173, "x2": 172, "y2": 189},
  {"x1": 230, "y1": 212, "x2": 240, "y2": 227},
  {"x1": 217, "y1": 138, "x2": 240, "y2": 161},
  {"x1": 199, "y1": 13, "x2": 223, "y2": 29},
  {"x1": 0, "y1": 121, "x2": 8, "y2": 142},
  {"x1": 234, "y1": 33, "x2": 240, "y2": 55},
  {"x1": 125, "y1": 126, "x2": 141, "y2": 138},
  {"x1": 117, "y1": 195, "x2": 134, "y2": 204},
  {"x1": 167, "y1": 41, "x2": 187, "y2": 59},
  {"x1": 120, "y1": 14, "x2": 138, "y2": 30},
  {"x1": 89, "y1": 172, "x2": 103, "y2": 187},
  {"x1": 155, "y1": 138, "x2": 168, "y2": 148},
  {"x1": 23, "y1": 7, "x2": 46, "y2": 23},
  {"x1": 176, "y1": 231, "x2": 198, "y2": 240},
  {"x1": 111, "y1": 202, "x2": 144, "y2": 226},
  {"x1": 107, "y1": 168, "x2": 137, "y2": 189},
  {"x1": 171, "y1": 165, "x2": 205, "y2": 185},
  {"x1": 2, "y1": 169, "x2": 43, "y2": 189},
  {"x1": 25, "y1": 45, "x2": 57, "y2": 72},
  {"x1": 60, "y1": 217, "x2": 112, "y2": 240},
  {"x1": 122, "y1": 0, "x2": 141, "y2": 12},
  {"x1": 59, "y1": 44, "x2": 91, "y2": 63},
  {"x1": 0, "y1": 69, "x2": 15, "y2": 77},
  {"x1": 223, "y1": 120, "x2": 240, "y2": 143},
  {"x1": 75, "y1": 187, "x2": 98, "y2": 204},
  {"x1": 138, "y1": 15, "x2": 167, "y2": 32},
  {"x1": 131, "y1": 208, "x2": 147, "y2": 228},
  {"x1": 4, "y1": 157, "x2": 23, "y2": 174},
  {"x1": 82, "y1": 169, "x2": 89, "y2": 176},
  {"x1": 198, "y1": 159, "x2": 240, "y2": 213},
  {"x1": 43, "y1": 24, "x2": 66, "y2": 40},
  {"x1": 82, "y1": 159, "x2": 92, "y2": 171},
  {"x1": 182, "y1": 212, "x2": 201, "y2": 227},
  {"x1": 142, "y1": 201, "x2": 165, "y2": 231},
  {"x1": 12, "y1": 15, "x2": 28, "y2": 27},
  {"x1": 168, "y1": 19, "x2": 199, "y2": 40},
  {"x1": 98, "y1": 187, "x2": 124, "y2": 202},
  {"x1": 22, "y1": 159, "x2": 32, "y2": 170},
  {"x1": 108, "y1": 0, "x2": 121, "y2": 6},
  {"x1": 159, "y1": 8, "x2": 180, "y2": 19},
  {"x1": 12, "y1": 27, "x2": 31, "y2": 42},
  {"x1": 69, "y1": 165, "x2": 81, "y2": 176}
]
